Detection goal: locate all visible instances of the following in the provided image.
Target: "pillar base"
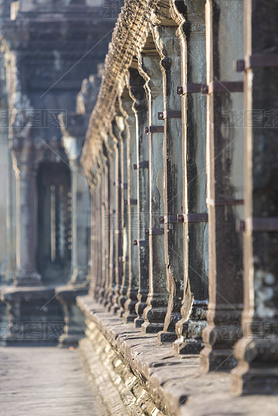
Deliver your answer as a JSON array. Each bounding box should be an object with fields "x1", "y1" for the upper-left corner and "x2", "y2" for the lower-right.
[
  {"x1": 141, "y1": 304, "x2": 167, "y2": 333},
  {"x1": 110, "y1": 302, "x2": 120, "y2": 314},
  {"x1": 105, "y1": 291, "x2": 115, "y2": 312},
  {"x1": 122, "y1": 298, "x2": 137, "y2": 323},
  {"x1": 199, "y1": 308, "x2": 242, "y2": 372},
  {"x1": 174, "y1": 312, "x2": 207, "y2": 354},
  {"x1": 97, "y1": 288, "x2": 106, "y2": 304},
  {"x1": 231, "y1": 337, "x2": 278, "y2": 395},
  {"x1": 110, "y1": 290, "x2": 121, "y2": 314},
  {"x1": 141, "y1": 322, "x2": 164, "y2": 333},
  {"x1": 199, "y1": 344, "x2": 237, "y2": 373},
  {"x1": 117, "y1": 294, "x2": 127, "y2": 317},
  {"x1": 134, "y1": 299, "x2": 147, "y2": 328},
  {"x1": 158, "y1": 331, "x2": 177, "y2": 343},
  {"x1": 231, "y1": 363, "x2": 278, "y2": 396},
  {"x1": 173, "y1": 337, "x2": 204, "y2": 354},
  {"x1": 134, "y1": 317, "x2": 144, "y2": 328}
]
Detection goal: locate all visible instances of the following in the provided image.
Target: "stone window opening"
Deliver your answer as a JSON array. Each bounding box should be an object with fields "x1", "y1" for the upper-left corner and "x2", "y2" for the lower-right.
[{"x1": 37, "y1": 161, "x2": 72, "y2": 285}]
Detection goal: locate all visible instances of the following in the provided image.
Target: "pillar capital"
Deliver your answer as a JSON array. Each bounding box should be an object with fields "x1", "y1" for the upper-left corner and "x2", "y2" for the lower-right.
[
  {"x1": 59, "y1": 112, "x2": 87, "y2": 166},
  {"x1": 138, "y1": 53, "x2": 163, "y2": 99}
]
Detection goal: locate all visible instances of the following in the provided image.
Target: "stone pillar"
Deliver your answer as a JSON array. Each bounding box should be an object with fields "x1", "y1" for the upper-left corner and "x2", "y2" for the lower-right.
[
  {"x1": 110, "y1": 114, "x2": 124, "y2": 313},
  {"x1": 152, "y1": 24, "x2": 183, "y2": 343},
  {"x1": 93, "y1": 172, "x2": 104, "y2": 301},
  {"x1": 11, "y1": 140, "x2": 41, "y2": 286},
  {"x1": 100, "y1": 153, "x2": 110, "y2": 305},
  {"x1": 93, "y1": 157, "x2": 107, "y2": 303},
  {"x1": 231, "y1": 0, "x2": 278, "y2": 395},
  {"x1": 171, "y1": 0, "x2": 209, "y2": 354},
  {"x1": 87, "y1": 173, "x2": 97, "y2": 299},
  {"x1": 117, "y1": 108, "x2": 130, "y2": 317},
  {"x1": 119, "y1": 86, "x2": 139, "y2": 323},
  {"x1": 5, "y1": 150, "x2": 17, "y2": 285},
  {"x1": 105, "y1": 134, "x2": 118, "y2": 311},
  {"x1": 63, "y1": 135, "x2": 91, "y2": 285},
  {"x1": 199, "y1": 0, "x2": 244, "y2": 372},
  {"x1": 140, "y1": 51, "x2": 168, "y2": 334},
  {"x1": 0, "y1": 69, "x2": 11, "y2": 284},
  {"x1": 131, "y1": 65, "x2": 150, "y2": 328}
]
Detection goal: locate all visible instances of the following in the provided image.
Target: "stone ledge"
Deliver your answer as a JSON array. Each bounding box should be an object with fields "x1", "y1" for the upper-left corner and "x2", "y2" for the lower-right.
[
  {"x1": 77, "y1": 296, "x2": 278, "y2": 416},
  {"x1": 55, "y1": 284, "x2": 89, "y2": 304},
  {"x1": 0, "y1": 285, "x2": 57, "y2": 302},
  {"x1": 0, "y1": 285, "x2": 64, "y2": 346},
  {"x1": 79, "y1": 337, "x2": 151, "y2": 416}
]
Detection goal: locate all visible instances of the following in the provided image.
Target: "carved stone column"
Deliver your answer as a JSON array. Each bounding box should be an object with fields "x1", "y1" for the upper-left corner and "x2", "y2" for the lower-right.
[
  {"x1": 152, "y1": 24, "x2": 183, "y2": 343},
  {"x1": 105, "y1": 134, "x2": 118, "y2": 311},
  {"x1": 140, "y1": 50, "x2": 168, "y2": 334},
  {"x1": 100, "y1": 150, "x2": 110, "y2": 306},
  {"x1": 199, "y1": 0, "x2": 244, "y2": 371},
  {"x1": 110, "y1": 113, "x2": 124, "y2": 314},
  {"x1": 62, "y1": 128, "x2": 91, "y2": 284},
  {"x1": 231, "y1": 0, "x2": 278, "y2": 395},
  {"x1": 87, "y1": 174, "x2": 97, "y2": 299},
  {"x1": 119, "y1": 86, "x2": 139, "y2": 323},
  {"x1": 131, "y1": 66, "x2": 150, "y2": 328},
  {"x1": 116, "y1": 104, "x2": 130, "y2": 317},
  {"x1": 11, "y1": 138, "x2": 41, "y2": 286},
  {"x1": 93, "y1": 152, "x2": 108, "y2": 304},
  {"x1": 93, "y1": 169, "x2": 104, "y2": 301},
  {"x1": 171, "y1": 0, "x2": 209, "y2": 354},
  {"x1": 5, "y1": 151, "x2": 17, "y2": 285}
]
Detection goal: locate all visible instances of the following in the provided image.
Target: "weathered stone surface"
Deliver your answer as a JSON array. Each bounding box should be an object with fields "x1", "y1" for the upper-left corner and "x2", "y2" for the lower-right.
[
  {"x1": 199, "y1": 0, "x2": 244, "y2": 373},
  {"x1": 231, "y1": 0, "x2": 278, "y2": 395},
  {"x1": 80, "y1": 338, "x2": 129, "y2": 416},
  {"x1": 0, "y1": 346, "x2": 108, "y2": 416},
  {"x1": 78, "y1": 297, "x2": 278, "y2": 416}
]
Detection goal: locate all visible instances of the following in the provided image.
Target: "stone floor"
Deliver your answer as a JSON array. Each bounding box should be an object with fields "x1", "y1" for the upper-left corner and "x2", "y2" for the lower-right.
[{"x1": 0, "y1": 347, "x2": 108, "y2": 416}]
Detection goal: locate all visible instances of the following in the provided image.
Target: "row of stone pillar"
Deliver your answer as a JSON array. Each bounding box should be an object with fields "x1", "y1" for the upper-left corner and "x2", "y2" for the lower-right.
[{"x1": 87, "y1": 0, "x2": 278, "y2": 395}]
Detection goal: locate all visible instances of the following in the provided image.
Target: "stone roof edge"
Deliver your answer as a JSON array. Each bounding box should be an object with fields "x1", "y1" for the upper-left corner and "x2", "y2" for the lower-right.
[{"x1": 81, "y1": 0, "x2": 160, "y2": 179}]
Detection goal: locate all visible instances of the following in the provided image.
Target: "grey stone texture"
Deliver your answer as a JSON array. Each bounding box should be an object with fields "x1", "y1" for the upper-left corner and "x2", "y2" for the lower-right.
[
  {"x1": 0, "y1": 346, "x2": 109, "y2": 416},
  {"x1": 78, "y1": 297, "x2": 278, "y2": 416}
]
